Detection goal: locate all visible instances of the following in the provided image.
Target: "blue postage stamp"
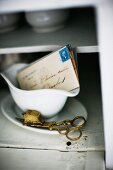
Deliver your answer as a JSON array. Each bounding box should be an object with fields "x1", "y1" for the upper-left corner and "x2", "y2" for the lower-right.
[{"x1": 59, "y1": 47, "x2": 70, "y2": 62}]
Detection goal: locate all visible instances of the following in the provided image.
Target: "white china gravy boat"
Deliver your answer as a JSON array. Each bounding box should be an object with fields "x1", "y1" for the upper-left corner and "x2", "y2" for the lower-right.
[{"x1": 0, "y1": 63, "x2": 80, "y2": 118}]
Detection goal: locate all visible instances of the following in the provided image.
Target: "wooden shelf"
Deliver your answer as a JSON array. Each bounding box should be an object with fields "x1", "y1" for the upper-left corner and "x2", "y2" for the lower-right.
[
  {"x1": 0, "y1": 149, "x2": 104, "y2": 170},
  {"x1": 0, "y1": 8, "x2": 98, "y2": 54}
]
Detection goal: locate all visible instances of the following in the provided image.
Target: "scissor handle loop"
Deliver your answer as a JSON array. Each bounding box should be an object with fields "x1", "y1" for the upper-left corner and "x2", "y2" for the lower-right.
[
  {"x1": 66, "y1": 127, "x2": 82, "y2": 141},
  {"x1": 72, "y1": 116, "x2": 86, "y2": 129}
]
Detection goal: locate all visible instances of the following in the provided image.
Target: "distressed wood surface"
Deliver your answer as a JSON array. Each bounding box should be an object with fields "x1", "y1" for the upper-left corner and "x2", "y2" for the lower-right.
[{"x1": 0, "y1": 148, "x2": 105, "y2": 170}]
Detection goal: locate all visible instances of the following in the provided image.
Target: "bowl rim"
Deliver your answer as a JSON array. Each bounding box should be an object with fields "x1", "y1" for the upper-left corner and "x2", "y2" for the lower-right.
[{"x1": 1, "y1": 72, "x2": 80, "y2": 97}]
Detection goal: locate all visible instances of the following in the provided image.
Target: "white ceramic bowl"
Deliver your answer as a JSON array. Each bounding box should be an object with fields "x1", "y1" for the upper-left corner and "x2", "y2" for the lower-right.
[
  {"x1": 0, "y1": 13, "x2": 20, "y2": 33},
  {"x1": 25, "y1": 9, "x2": 70, "y2": 33},
  {"x1": 1, "y1": 63, "x2": 80, "y2": 118}
]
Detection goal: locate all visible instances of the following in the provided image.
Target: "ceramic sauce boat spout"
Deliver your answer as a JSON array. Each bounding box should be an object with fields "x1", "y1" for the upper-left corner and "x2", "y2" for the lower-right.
[
  {"x1": 1, "y1": 63, "x2": 27, "y2": 88},
  {"x1": 0, "y1": 63, "x2": 80, "y2": 118}
]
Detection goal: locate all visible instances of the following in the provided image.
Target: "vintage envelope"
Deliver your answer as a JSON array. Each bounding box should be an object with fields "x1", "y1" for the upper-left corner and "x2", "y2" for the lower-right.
[{"x1": 17, "y1": 45, "x2": 80, "y2": 92}]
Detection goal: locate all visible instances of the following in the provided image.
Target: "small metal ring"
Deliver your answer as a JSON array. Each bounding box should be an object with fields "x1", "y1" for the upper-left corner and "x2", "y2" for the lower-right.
[{"x1": 66, "y1": 127, "x2": 82, "y2": 141}]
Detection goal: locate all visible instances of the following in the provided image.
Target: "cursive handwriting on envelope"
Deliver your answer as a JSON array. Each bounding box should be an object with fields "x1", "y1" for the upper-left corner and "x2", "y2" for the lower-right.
[{"x1": 17, "y1": 46, "x2": 79, "y2": 91}]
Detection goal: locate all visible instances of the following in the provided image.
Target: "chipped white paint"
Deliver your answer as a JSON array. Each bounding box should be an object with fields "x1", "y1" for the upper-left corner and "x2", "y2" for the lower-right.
[{"x1": 0, "y1": 148, "x2": 105, "y2": 170}]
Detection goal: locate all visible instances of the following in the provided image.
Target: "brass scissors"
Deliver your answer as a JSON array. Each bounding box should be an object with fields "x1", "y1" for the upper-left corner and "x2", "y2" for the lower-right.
[
  {"x1": 16, "y1": 110, "x2": 86, "y2": 141},
  {"x1": 47, "y1": 116, "x2": 86, "y2": 141}
]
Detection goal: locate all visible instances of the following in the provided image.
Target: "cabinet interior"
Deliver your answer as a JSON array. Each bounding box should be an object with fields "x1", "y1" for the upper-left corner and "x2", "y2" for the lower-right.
[
  {"x1": 0, "y1": 52, "x2": 104, "y2": 150},
  {"x1": 0, "y1": 7, "x2": 97, "y2": 54},
  {"x1": 0, "y1": 5, "x2": 105, "y2": 169}
]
